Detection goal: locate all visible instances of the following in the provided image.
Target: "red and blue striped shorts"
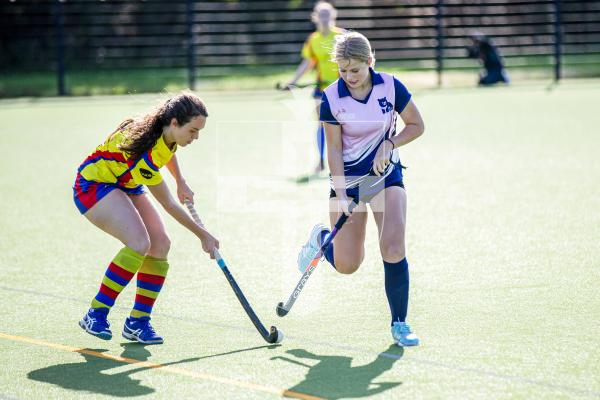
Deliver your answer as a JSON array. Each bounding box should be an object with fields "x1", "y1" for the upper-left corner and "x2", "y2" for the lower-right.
[{"x1": 73, "y1": 173, "x2": 144, "y2": 214}]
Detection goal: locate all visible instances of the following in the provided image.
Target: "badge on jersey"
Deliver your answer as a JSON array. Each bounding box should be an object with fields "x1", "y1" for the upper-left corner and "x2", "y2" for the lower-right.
[
  {"x1": 131, "y1": 158, "x2": 163, "y2": 186},
  {"x1": 378, "y1": 97, "x2": 393, "y2": 114}
]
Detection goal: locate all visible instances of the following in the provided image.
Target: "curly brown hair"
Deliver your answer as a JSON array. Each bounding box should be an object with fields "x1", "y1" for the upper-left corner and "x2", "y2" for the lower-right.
[{"x1": 116, "y1": 91, "x2": 208, "y2": 159}]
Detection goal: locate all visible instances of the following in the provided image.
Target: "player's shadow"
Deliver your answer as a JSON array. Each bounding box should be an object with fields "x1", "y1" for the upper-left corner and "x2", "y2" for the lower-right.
[
  {"x1": 290, "y1": 171, "x2": 328, "y2": 185},
  {"x1": 272, "y1": 345, "x2": 403, "y2": 399},
  {"x1": 26, "y1": 343, "x2": 200, "y2": 397},
  {"x1": 27, "y1": 342, "x2": 279, "y2": 397}
]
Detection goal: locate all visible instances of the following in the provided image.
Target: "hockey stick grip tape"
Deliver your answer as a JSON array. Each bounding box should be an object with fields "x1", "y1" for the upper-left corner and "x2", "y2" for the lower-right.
[
  {"x1": 184, "y1": 200, "x2": 224, "y2": 262},
  {"x1": 184, "y1": 200, "x2": 203, "y2": 226}
]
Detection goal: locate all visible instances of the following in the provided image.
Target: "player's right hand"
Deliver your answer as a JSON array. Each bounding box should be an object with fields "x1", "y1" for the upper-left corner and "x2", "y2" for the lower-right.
[
  {"x1": 334, "y1": 194, "x2": 352, "y2": 216},
  {"x1": 200, "y1": 232, "x2": 220, "y2": 259}
]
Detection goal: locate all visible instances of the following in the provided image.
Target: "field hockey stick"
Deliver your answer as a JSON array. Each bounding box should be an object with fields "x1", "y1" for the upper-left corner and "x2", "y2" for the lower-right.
[
  {"x1": 275, "y1": 82, "x2": 314, "y2": 91},
  {"x1": 276, "y1": 197, "x2": 360, "y2": 317},
  {"x1": 184, "y1": 200, "x2": 284, "y2": 344}
]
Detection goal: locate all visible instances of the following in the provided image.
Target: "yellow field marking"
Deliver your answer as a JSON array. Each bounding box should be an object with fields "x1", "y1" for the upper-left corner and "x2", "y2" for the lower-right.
[{"x1": 0, "y1": 332, "x2": 323, "y2": 400}]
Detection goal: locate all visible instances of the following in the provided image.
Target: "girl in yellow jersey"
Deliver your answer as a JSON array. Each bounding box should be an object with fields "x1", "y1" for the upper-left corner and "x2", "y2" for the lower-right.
[
  {"x1": 75, "y1": 91, "x2": 219, "y2": 344},
  {"x1": 285, "y1": 1, "x2": 344, "y2": 173}
]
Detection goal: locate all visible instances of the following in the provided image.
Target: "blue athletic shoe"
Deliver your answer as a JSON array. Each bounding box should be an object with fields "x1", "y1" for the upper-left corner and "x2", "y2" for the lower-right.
[
  {"x1": 392, "y1": 321, "x2": 420, "y2": 347},
  {"x1": 79, "y1": 308, "x2": 112, "y2": 340},
  {"x1": 122, "y1": 316, "x2": 164, "y2": 345},
  {"x1": 297, "y1": 223, "x2": 330, "y2": 273}
]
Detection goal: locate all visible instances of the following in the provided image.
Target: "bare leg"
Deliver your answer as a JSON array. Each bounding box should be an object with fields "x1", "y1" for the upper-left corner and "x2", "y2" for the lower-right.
[
  {"x1": 328, "y1": 198, "x2": 368, "y2": 274},
  {"x1": 371, "y1": 186, "x2": 407, "y2": 263},
  {"x1": 83, "y1": 189, "x2": 150, "y2": 255},
  {"x1": 129, "y1": 194, "x2": 171, "y2": 259}
]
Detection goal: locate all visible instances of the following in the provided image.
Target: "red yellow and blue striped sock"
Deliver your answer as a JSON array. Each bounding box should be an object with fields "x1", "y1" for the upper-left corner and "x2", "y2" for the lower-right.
[
  {"x1": 130, "y1": 256, "x2": 169, "y2": 318},
  {"x1": 91, "y1": 247, "x2": 145, "y2": 310}
]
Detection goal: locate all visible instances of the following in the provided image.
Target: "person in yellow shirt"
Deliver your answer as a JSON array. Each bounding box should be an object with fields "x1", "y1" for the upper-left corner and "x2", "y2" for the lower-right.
[
  {"x1": 74, "y1": 90, "x2": 219, "y2": 344},
  {"x1": 284, "y1": 1, "x2": 343, "y2": 173}
]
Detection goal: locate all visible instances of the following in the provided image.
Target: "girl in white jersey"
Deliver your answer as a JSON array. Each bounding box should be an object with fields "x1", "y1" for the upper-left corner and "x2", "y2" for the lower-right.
[{"x1": 296, "y1": 32, "x2": 425, "y2": 347}]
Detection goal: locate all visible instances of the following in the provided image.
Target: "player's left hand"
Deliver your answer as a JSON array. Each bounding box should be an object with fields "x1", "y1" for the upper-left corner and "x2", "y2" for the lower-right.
[
  {"x1": 177, "y1": 180, "x2": 195, "y2": 204},
  {"x1": 372, "y1": 140, "x2": 394, "y2": 176}
]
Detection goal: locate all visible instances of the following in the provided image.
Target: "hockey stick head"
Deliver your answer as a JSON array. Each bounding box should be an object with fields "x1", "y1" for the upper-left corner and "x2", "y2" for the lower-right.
[
  {"x1": 266, "y1": 326, "x2": 285, "y2": 343},
  {"x1": 276, "y1": 302, "x2": 289, "y2": 317}
]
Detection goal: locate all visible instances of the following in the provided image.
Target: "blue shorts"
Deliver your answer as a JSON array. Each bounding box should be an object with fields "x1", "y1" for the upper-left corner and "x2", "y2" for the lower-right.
[
  {"x1": 313, "y1": 86, "x2": 324, "y2": 99},
  {"x1": 73, "y1": 173, "x2": 145, "y2": 214},
  {"x1": 329, "y1": 163, "x2": 405, "y2": 201}
]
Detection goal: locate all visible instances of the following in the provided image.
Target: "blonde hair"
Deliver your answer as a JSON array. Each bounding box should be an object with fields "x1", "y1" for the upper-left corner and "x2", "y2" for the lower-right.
[
  {"x1": 331, "y1": 31, "x2": 375, "y2": 66},
  {"x1": 311, "y1": 1, "x2": 337, "y2": 24}
]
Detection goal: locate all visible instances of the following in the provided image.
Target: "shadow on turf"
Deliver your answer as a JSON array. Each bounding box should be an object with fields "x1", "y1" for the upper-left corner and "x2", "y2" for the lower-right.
[
  {"x1": 288, "y1": 171, "x2": 329, "y2": 184},
  {"x1": 26, "y1": 344, "x2": 194, "y2": 397},
  {"x1": 272, "y1": 345, "x2": 403, "y2": 399},
  {"x1": 26, "y1": 343, "x2": 281, "y2": 397}
]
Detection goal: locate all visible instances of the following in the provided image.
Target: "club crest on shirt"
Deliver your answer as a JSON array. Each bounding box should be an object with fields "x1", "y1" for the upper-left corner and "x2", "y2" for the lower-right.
[
  {"x1": 378, "y1": 97, "x2": 393, "y2": 114},
  {"x1": 140, "y1": 168, "x2": 153, "y2": 179}
]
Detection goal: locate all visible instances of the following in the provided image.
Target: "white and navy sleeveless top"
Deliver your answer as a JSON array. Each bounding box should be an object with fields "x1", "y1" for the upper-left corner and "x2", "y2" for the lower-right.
[{"x1": 320, "y1": 68, "x2": 412, "y2": 190}]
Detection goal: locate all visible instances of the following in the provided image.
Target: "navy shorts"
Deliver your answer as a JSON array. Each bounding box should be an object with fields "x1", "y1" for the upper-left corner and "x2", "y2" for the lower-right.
[{"x1": 329, "y1": 163, "x2": 405, "y2": 201}]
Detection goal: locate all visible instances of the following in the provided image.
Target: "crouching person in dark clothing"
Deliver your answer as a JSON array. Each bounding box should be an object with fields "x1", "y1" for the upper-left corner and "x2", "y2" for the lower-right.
[{"x1": 467, "y1": 32, "x2": 509, "y2": 86}]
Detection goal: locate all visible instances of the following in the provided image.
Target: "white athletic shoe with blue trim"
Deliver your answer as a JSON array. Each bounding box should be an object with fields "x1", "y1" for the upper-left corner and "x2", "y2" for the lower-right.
[
  {"x1": 122, "y1": 316, "x2": 164, "y2": 345},
  {"x1": 392, "y1": 321, "x2": 420, "y2": 347},
  {"x1": 297, "y1": 223, "x2": 330, "y2": 273},
  {"x1": 79, "y1": 308, "x2": 112, "y2": 340}
]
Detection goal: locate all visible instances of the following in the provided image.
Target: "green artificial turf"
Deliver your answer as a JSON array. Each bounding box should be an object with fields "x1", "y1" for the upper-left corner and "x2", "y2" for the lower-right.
[{"x1": 0, "y1": 80, "x2": 599, "y2": 399}]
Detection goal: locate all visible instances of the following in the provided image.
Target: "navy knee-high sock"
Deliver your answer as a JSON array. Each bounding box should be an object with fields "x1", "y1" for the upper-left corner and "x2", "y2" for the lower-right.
[
  {"x1": 317, "y1": 124, "x2": 325, "y2": 168},
  {"x1": 319, "y1": 231, "x2": 335, "y2": 269},
  {"x1": 384, "y1": 258, "x2": 409, "y2": 324}
]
